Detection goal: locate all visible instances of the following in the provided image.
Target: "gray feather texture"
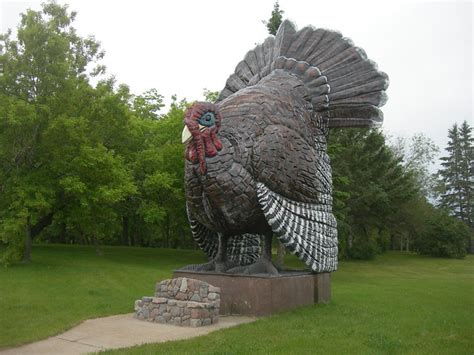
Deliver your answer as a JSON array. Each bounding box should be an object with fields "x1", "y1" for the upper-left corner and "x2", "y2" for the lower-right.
[
  {"x1": 217, "y1": 20, "x2": 389, "y2": 128},
  {"x1": 186, "y1": 204, "x2": 261, "y2": 266},
  {"x1": 184, "y1": 20, "x2": 388, "y2": 274},
  {"x1": 257, "y1": 182, "x2": 338, "y2": 272}
]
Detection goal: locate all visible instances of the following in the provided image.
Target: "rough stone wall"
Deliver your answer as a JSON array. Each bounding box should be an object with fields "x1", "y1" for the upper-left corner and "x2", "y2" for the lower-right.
[{"x1": 134, "y1": 277, "x2": 220, "y2": 327}]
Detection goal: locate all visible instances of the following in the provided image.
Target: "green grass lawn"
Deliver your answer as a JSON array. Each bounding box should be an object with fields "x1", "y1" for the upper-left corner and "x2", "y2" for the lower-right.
[
  {"x1": 0, "y1": 244, "x2": 206, "y2": 349},
  {"x1": 0, "y1": 245, "x2": 473, "y2": 354}
]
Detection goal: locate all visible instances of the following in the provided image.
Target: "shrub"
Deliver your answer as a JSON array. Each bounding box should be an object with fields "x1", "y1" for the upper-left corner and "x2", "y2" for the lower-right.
[{"x1": 413, "y1": 210, "x2": 469, "y2": 258}]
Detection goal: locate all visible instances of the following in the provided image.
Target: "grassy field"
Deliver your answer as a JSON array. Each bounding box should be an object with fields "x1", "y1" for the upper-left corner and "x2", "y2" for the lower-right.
[
  {"x1": 0, "y1": 245, "x2": 473, "y2": 354},
  {"x1": 0, "y1": 244, "x2": 207, "y2": 349}
]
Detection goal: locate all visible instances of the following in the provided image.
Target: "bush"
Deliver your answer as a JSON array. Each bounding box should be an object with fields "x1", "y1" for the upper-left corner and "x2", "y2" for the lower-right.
[
  {"x1": 347, "y1": 227, "x2": 379, "y2": 260},
  {"x1": 413, "y1": 210, "x2": 469, "y2": 258}
]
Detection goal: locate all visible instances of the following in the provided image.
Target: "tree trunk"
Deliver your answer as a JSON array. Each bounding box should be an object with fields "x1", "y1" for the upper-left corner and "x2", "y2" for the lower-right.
[
  {"x1": 134, "y1": 231, "x2": 141, "y2": 247},
  {"x1": 93, "y1": 236, "x2": 103, "y2": 256},
  {"x1": 165, "y1": 216, "x2": 170, "y2": 248},
  {"x1": 58, "y1": 222, "x2": 66, "y2": 243},
  {"x1": 22, "y1": 218, "x2": 32, "y2": 263},
  {"x1": 348, "y1": 232, "x2": 353, "y2": 249},
  {"x1": 122, "y1": 216, "x2": 129, "y2": 246},
  {"x1": 179, "y1": 226, "x2": 185, "y2": 249},
  {"x1": 22, "y1": 212, "x2": 54, "y2": 262}
]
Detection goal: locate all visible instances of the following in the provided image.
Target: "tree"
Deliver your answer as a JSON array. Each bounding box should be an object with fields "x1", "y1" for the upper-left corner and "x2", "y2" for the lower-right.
[
  {"x1": 132, "y1": 88, "x2": 164, "y2": 120},
  {"x1": 436, "y1": 121, "x2": 473, "y2": 253},
  {"x1": 412, "y1": 208, "x2": 468, "y2": 258},
  {"x1": 458, "y1": 121, "x2": 474, "y2": 231},
  {"x1": 391, "y1": 133, "x2": 439, "y2": 198},
  {"x1": 0, "y1": 2, "x2": 104, "y2": 104},
  {"x1": 263, "y1": 2, "x2": 284, "y2": 36},
  {"x1": 120, "y1": 97, "x2": 190, "y2": 249},
  {"x1": 0, "y1": 3, "x2": 135, "y2": 263},
  {"x1": 329, "y1": 128, "x2": 419, "y2": 258},
  {"x1": 437, "y1": 121, "x2": 473, "y2": 233},
  {"x1": 203, "y1": 88, "x2": 219, "y2": 103}
]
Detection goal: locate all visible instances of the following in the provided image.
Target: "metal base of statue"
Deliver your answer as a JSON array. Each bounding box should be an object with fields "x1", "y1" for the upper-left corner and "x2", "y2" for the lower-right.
[{"x1": 173, "y1": 270, "x2": 331, "y2": 316}]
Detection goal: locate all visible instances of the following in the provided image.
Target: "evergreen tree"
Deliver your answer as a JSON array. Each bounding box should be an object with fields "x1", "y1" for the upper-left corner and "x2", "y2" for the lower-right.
[
  {"x1": 263, "y1": 2, "x2": 284, "y2": 36},
  {"x1": 329, "y1": 129, "x2": 419, "y2": 258},
  {"x1": 458, "y1": 121, "x2": 474, "y2": 229},
  {"x1": 438, "y1": 122, "x2": 473, "y2": 224},
  {"x1": 437, "y1": 121, "x2": 473, "y2": 252}
]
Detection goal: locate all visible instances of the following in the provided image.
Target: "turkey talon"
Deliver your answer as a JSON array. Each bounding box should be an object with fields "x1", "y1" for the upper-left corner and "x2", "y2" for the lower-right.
[
  {"x1": 179, "y1": 260, "x2": 237, "y2": 273},
  {"x1": 227, "y1": 258, "x2": 279, "y2": 275},
  {"x1": 179, "y1": 261, "x2": 216, "y2": 272}
]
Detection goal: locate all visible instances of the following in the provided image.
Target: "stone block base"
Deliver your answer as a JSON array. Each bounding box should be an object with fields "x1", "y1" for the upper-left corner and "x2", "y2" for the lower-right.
[
  {"x1": 173, "y1": 270, "x2": 331, "y2": 317},
  {"x1": 134, "y1": 278, "x2": 220, "y2": 327}
]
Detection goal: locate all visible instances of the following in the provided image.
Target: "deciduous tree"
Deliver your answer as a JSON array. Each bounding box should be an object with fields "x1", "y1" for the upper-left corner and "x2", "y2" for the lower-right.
[{"x1": 0, "y1": 3, "x2": 134, "y2": 263}]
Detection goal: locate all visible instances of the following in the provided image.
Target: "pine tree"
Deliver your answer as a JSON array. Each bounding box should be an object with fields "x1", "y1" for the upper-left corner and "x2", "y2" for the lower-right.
[
  {"x1": 439, "y1": 124, "x2": 463, "y2": 216},
  {"x1": 459, "y1": 121, "x2": 474, "y2": 228},
  {"x1": 437, "y1": 121, "x2": 473, "y2": 251},
  {"x1": 263, "y1": 2, "x2": 284, "y2": 36}
]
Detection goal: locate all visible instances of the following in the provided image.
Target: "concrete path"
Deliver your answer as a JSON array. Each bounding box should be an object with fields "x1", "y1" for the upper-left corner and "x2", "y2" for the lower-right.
[{"x1": 1, "y1": 314, "x2": 256, "y2": 355}]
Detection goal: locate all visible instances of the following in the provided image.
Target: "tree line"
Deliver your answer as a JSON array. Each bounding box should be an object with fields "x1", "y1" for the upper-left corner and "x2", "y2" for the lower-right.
[{"x1": 0, "y1": 3, "x2": 472, "y2": 264}]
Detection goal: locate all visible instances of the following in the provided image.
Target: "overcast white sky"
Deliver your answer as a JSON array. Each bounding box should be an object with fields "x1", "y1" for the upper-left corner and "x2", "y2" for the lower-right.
[{"x1": 1, "y1": 0, "x2": 472, "y2": 164}]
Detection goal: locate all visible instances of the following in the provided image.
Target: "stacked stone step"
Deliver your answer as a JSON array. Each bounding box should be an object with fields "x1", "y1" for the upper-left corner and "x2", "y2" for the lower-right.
[{"x1": 134, "y1": 277, "x2": 220, "y2": 327}]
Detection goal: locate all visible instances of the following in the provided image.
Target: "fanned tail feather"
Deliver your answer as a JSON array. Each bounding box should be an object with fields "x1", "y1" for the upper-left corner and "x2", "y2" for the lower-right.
[
  {"x1": 256, "y1": 183, "x2": 338, "y2": 273},
  {"x1": 217, "y1": 20, "x2": 389, "y2": 128}
]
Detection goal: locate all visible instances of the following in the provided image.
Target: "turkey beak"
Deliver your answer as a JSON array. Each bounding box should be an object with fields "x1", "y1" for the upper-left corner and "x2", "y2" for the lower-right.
[
  {"x1": 182, "y1": 126, "x2": 192, "y2": 145},
  {"x1": 182, "y1": 125, "x2": 207, "y2": 144}
]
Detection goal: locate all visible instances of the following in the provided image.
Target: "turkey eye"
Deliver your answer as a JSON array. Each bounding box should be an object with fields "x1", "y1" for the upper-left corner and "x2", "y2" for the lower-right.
[{"x1": 198, "y1": 112, "x2": 215, "y2": 127}]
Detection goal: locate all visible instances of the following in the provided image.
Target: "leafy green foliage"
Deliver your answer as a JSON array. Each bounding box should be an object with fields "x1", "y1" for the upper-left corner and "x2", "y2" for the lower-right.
[
  {"x1": 0, "y1": 3, "x2": 191, "y2": 263},
  {"x1": 0, "y1": 3, "x2": 104, "y2": 103},
  {"x1": 131, "y1": 88, "x2": 164, "y2": 120},
  {"x1": 413, "y1": 208, "x2": 469, "y2": 258},
  {"x1": 329, "y1": 129, "x2": 419, "y2": 259},
  {"x1": 392, "y1": 133, "x2": 439, "y2": 198},
  {"x1": 203, "y1": 88, "x2": 219, "y2": 103},
  {"x1": 120, "y1": 98, "x2": 190, "y2": 249}
]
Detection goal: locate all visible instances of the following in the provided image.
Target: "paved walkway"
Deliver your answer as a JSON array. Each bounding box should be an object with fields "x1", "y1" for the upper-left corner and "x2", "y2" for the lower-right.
[{"x1": 1, "y1": 314, "x2": 256, "y2": 355}]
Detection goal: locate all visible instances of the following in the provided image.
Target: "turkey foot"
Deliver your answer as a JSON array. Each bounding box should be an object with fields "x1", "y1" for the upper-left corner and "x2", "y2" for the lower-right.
[
  {"x1": 227, "y1": 233, "x2": 278, "y2": 275},
  {"x1": 227, "y1": 258, "x2": 279, "y2": 275},
  {"x1": 179, "y1": 260, "x2": 237, "y2": 273}
]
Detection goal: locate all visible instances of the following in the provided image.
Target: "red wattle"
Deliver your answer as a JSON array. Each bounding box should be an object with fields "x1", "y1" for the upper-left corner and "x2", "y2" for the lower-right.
[{"x1": 211, "y1": 130, "x2": 223, "y2": 151}]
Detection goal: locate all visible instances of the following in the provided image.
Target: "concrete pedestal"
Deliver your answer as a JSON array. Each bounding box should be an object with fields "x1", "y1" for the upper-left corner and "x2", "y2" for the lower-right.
[{"x1": 173, "y1": 270, "x2": 331, "y2": 316}]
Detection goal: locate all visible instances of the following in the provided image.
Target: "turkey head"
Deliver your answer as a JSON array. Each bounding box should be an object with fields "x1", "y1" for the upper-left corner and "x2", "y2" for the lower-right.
[{"x1": 182, "y1": 102, "x2": 223, "y2": 174}]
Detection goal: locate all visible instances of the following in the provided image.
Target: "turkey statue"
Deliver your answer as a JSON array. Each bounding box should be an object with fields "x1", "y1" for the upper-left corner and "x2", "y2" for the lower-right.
[{"x1": 181, "y1": 21, "x2": 388, "y2": 275}]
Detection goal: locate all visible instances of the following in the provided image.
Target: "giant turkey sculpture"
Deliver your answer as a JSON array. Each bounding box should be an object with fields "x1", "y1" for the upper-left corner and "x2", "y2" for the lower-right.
[{"x1": 181, "y1": 21, "x2": 388, "y2": 274}]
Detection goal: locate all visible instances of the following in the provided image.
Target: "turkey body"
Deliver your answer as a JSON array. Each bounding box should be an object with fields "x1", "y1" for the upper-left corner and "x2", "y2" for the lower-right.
[
  {"x1": 182, "y1": 21, "x2": 388, "y2": 273},
  {"x1": 185, "y1": 71, "x2": 332, "y2": 237}
]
